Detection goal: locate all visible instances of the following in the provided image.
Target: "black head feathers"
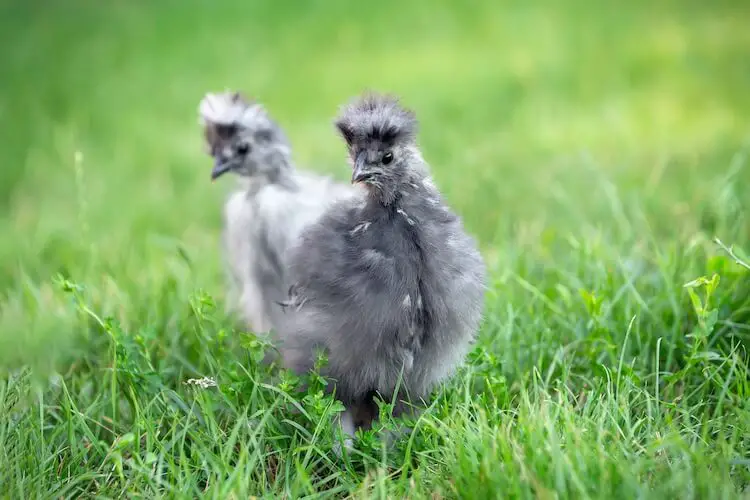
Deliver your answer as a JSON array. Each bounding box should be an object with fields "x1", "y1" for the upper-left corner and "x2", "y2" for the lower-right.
[{"x1": 335, "y1": 92, "x2": 418, "y2": 146}]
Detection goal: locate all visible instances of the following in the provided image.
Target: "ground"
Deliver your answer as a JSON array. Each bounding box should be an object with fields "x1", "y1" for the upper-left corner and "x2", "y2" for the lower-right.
[{"x1": 1, "y1": 0, "x2": 749, "y2": 497}]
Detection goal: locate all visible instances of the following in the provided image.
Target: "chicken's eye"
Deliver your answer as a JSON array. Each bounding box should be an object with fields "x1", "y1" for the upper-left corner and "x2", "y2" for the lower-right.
[
  {"x1": 236, "y1": 143, "x2": 250, "y2": 156},
  {"x1": 382, "y1": 152, "x2": 394, "y2": 165}
]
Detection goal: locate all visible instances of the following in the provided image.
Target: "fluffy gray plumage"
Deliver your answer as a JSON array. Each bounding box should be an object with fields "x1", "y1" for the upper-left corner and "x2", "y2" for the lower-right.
[
  {"x1": 276, "y1": 92, "x2": 487, "y2": 440},
  {"x1": 198, "y1": 91, "x2": 357, "y2": 333}
]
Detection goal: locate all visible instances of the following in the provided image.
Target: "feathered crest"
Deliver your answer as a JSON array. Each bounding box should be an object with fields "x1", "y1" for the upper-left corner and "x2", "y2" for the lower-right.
[
  {"x1": 334, "y1": 92, "x2": 418, "y2": 146},
  {"x1": 198, "y1": 90, "x2": 271, "y2": 131}
]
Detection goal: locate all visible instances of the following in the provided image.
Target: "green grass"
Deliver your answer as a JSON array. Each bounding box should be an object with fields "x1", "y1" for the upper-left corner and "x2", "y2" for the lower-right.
[{"x1": 2, "y1": 0, "x2": 750, "y2": 497}]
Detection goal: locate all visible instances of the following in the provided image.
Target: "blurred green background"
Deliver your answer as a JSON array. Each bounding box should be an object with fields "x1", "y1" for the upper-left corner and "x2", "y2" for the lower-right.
[{"x1": 1, "y1": 0, "x2": 749, "y2": 366}]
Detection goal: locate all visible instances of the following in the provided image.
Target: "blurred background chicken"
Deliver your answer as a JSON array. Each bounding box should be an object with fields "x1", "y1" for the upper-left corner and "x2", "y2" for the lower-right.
[
  {"x1": 199, "y1": 91, "x2": 357, "y2": 334},
  {"x1": 276, "y1": 93, "x2": 487, "y2": 443}
]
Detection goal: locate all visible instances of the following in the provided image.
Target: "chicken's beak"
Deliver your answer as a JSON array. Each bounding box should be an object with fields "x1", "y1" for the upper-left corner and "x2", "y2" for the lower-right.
[
  {"x1": 211, "y1": 158, "x2": 233, "y2": 181},
  {"x1": 351, "y1": 151, "x2": 370, "y2": 184}
]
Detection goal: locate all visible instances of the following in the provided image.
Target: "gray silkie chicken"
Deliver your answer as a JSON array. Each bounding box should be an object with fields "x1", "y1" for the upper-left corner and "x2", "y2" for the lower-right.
[
  {"x1": 276, "y1": 92, "x2": 487, "y2": 443},
  {"x1": 198, "y1": 91, "x2": 357, "y2": 334}
]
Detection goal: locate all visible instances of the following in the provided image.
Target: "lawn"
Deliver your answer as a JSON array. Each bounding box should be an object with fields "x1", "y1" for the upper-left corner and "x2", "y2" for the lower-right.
[{"x1": 1, "y1": 0, "x2": 750, "y2": 497}]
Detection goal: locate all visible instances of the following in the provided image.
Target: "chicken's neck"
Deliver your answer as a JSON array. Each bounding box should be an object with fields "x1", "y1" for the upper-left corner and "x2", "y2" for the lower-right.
[{"x1": 242, "y1": 154, "x2": 299, "y2": 195}]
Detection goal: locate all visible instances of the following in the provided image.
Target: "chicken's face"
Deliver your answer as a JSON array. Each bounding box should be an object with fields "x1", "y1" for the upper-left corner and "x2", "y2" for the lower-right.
[
  {"x1": 335, "y1": 93, "x2": 420, "y2": 205},
  {"x1": 347, "y1": 139, "x2": 408, "y2": 189},
  {"x1": 199, "y1": 91, "x2": 288, "y2": 181},
  {"x1": 204, "y1": 122, "x2": 256, "y2": 180}
]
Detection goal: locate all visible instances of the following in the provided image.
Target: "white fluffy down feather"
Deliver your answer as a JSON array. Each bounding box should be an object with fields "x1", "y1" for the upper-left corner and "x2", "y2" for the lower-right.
[{"x1": 198, "y1": 91, "x2": 358, "y2": 333}]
